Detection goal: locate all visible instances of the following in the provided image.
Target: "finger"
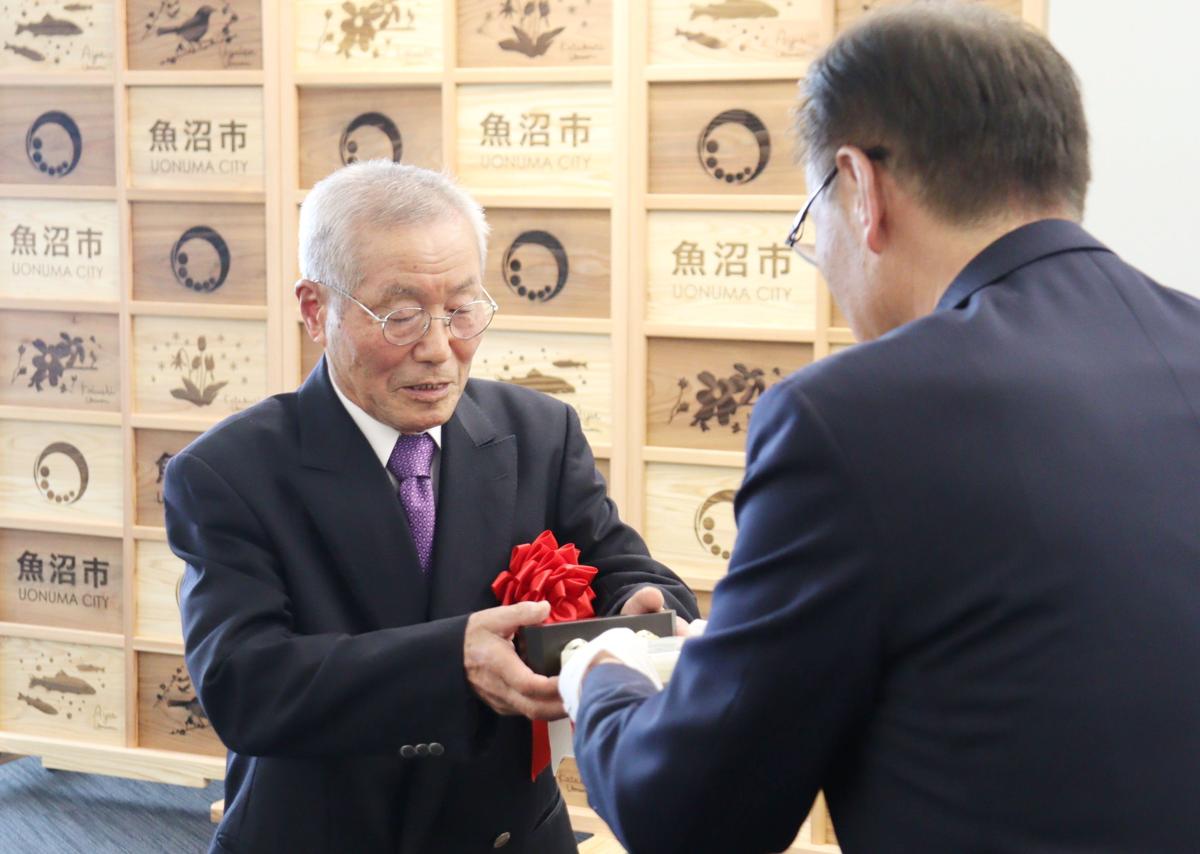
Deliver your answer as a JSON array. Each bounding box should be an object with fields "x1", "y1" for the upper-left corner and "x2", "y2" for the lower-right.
[
  {"x1": 620, "y1": 585, "x2": 665, "y2": 616},
  {"x1": 478, "y1": 600, "x2": 552, "y2": 636},
  {"x1": 674, "y1": 617, "x2": 691, "y2": 638},
  {"x1": 526, "y1": 696, "x2": 568, "y2": 722}
]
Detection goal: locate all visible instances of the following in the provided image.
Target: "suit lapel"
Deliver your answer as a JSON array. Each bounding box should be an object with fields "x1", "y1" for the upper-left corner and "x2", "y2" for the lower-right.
[
  {"x1": 297, "y1": 359, "x2": 429, "y2": 629},
  {"x1": 427, "y1": 389, "x2": 517, "y2": 620}
]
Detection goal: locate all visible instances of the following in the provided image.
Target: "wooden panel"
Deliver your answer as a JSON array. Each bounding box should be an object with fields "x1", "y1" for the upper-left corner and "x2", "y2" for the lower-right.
[
  {"x1": 0, "y1": 311, "x2": 120, "y2": 411},
  {"x1": 0, "y1": 636, "x2": 124, "y2": 745},
  {"x1": 0, "y1": 529, "x2": 122, "y2": 633},
  {"x1": 127, "y1": 0, "x2": 263, "y2": 70},
  {"x1": 132, "y1": 202, "x2": 266, "y2": 305},
  {"x1": 132, "y1": 316, "x2": 268, "y2": 416},
  {"x1": 0, "y1": 0, "x2": 115, "y2": 71},
  {"x1": 487, "y1": 209, "x2": 610, "y2": 319},
  {"x1": 135, "y1": 539, "x2": 184, "y2": 642},
  {"x1": 829, "y1": 342, "x2": 854, "y2": 356},
  {"x1": 294, "y1": 0, "x2": 443, "y2": 71},
  {"x1": 646, "y1": 211, "x2": 818, "y2": 329},
  {"x1": 0, "y1": 199, "x2": 121, "y2": 302},
  {"x1": 649, "y1": 0, "x2": 824, "y2": 66},
  {"x1": 299, "y1": 320, "x2": 322, "y2": 382},
  {"x1": 472, "y1": 330, "x2": 612, "y2": 445},
  {"x1": 694, "y1": 587, "x2": 711, "y2": 618},
  {"x1": 457, "y1": 0, "x2": 612, "y2": 67},
  {"x1": 297, "y1": 87, "x2": 442, "y2": 189},
  {"x1": 456, "y1": 84, "x2": 612, "y2": 195},
  {"x1": 0, "y1": 420, "x2": 123, "y2": 525},
  {"x1": 646, "y1": 338, "x2": 810, "y2": 451},
  {"x1": 556, "y1": 756, "x2": 589, "y2": 807},
  {"x1": 649, "y1": 81, "x2": 806, "y2": 195},
  {"x1": 835, "y1": 0, "x2": 1023, "y2": 32},
  {"x1": 831, "y1": 293, "x2": 849, "y2": 329},
  {"x1": 134, "y1": 429, "x2": 199, "y2": 527},
  {"x1": 595, "y1": 458, "x2": 610, "y2": 493},
  {"x1": 137, "y1": 652, "x2": 224, "y2": 757},
  {"x1": 809, "y1": 792, "x2": 838, "y2": 845},
  {"x1": 127, "y1": 86, "x2": 265, "y2": 191},
  {"x1": 0, "y1": 87, "x2": 115, "y2": 186},
  {"x1": 644, "y1": 462, "x2": 743, "y2": 590}
]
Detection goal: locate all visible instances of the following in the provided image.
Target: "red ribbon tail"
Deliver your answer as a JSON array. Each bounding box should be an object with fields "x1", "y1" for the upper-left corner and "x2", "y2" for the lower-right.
[{"x1": 530, "y1": 719, "x2": 551, "y2": 782}]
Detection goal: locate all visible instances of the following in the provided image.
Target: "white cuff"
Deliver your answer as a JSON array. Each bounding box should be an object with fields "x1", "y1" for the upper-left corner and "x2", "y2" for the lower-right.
[{"x1": 558, "y1": 627, "x2": 664, "y2": 721}]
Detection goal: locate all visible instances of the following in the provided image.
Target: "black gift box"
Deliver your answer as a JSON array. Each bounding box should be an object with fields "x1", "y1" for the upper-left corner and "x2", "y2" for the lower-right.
[{"x1": 517, "y1": 611, "x2": 677, "y2": 676}]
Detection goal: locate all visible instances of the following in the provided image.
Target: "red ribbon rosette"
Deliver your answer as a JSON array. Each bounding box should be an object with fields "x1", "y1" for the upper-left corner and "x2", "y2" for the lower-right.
[{"x1": 491, "y1": 530, "x2": 598, "y2": 780}]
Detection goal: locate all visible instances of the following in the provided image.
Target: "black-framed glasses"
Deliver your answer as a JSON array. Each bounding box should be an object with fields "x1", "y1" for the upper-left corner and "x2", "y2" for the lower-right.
[
  {"x1": 310, "y1": 280, "x2": 498, "y2": 347},
  {"x1": 785, "y1": 146, "x2": 889, "y2": 267}
]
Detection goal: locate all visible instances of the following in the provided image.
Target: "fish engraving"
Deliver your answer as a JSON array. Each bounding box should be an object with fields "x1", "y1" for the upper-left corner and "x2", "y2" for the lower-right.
[
  {"x1": 691, "y1": 1, "x2": 779, "y2": 20},
  {"x1": 16, "y1": 14, "x2": 84, "y2": 37},
  {"x1": 29, "y1": 670, "x2": 96, "y2": 695},
  {"x1": 500, "y1": 369, "x2": 576, "y2": 395},
  {"x1": 3, "y1": 42, "x2": 45, "y2": 61},
  {"x1": 675, "y1": 29, "x2": 724, "y2": 49},
  {"x1": 18, "y1": 692, "x2": 58, "y2": 715}
]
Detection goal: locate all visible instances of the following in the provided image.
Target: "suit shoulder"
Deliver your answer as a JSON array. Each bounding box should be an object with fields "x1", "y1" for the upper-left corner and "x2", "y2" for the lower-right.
[
  {"x1": 176, "y1": 390, "x2": 300, "y2": 471},
  {"x1": 464, "y1": 377, "x2": 572, "y2": 420}
]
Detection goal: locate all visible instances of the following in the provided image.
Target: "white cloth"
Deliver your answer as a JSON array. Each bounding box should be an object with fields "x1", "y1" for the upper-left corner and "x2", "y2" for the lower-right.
[
  {"x1": 330, "y1": 375, "x2": 442, "y2": 493},
  {"x1": 558, "y1": 627, "x2": 664, "y2": 721}
]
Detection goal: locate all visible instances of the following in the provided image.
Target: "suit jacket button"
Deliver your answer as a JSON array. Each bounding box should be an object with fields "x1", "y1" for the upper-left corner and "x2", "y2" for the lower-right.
[
  {"x1": 399, "y1": 745, "x2": 416, "y2": 759},
  {"x1": 429, "y1": 742, "x2": 444, "y2": 756},
  {"x1": 415, "y1": 743, "x2": 429, "y2": 757},
  {"x1": 493, "y1": 832, "x2": 511, "y2": 848}
]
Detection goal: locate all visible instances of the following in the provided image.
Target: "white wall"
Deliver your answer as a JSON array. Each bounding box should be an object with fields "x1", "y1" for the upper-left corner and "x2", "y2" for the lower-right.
[{"x1": 1048, "y1": 0, "x2": 1200, "y2": 296}]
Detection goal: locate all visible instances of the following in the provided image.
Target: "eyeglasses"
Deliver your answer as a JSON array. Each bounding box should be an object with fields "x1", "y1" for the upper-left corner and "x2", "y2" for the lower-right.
[
  {"x1": 784, "y1": 146, "x2": 889, "y2": 267},
  {"x1": 311, "y1": 280, "x2": 498, "y2": 347}
]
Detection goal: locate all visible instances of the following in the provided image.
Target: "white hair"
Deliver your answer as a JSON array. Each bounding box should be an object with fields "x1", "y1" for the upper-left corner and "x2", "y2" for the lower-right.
[{"x1": 298, "y1": 160, "x2": 490, "y2": 295}]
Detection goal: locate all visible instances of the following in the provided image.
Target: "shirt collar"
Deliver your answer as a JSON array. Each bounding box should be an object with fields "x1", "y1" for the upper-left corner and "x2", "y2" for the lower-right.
[{"x1": 329, "y1": 374, "x2": 442, "y2": 470}]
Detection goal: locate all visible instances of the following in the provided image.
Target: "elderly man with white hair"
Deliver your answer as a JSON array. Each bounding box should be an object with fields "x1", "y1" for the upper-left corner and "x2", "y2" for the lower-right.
[{"x1": 163, "y1": 161, "x2": 697, "y2": 854}]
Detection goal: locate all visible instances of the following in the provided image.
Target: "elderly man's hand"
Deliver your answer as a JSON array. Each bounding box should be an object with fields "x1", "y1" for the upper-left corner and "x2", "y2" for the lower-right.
[
  {"x1": 619, "y1": 585, "x2": 691, "y2": 637},
  {"x1": 464, "y1": 601, "x2": 566, "y2": 721}
]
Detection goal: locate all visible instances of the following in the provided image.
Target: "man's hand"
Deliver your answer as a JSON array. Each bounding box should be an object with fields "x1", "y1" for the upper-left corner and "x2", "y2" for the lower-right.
[
  {"x1": 464, "y1": 601, "x2": 566, "y2": 721},
  {"x1": 619, "y1": 585, "x2": 691, "y2": 637}
]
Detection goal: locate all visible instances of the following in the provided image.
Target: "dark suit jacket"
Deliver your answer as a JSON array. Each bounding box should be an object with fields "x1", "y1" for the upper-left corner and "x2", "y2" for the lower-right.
[
  {"x1": 575, "y1": 220, "x2": 1200, "y2": 853},
  {"x1": 164, "y1": 361, "x2": 697, "y2": 854}
]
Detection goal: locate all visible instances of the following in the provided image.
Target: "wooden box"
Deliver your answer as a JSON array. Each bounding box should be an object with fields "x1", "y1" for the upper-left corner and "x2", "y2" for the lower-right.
[
  {"x1": 457, "y1": 0, "x2": 611, "y2": 67},
  {"x1": 831, "y1": 296, "x2": 850, "y2": 330},
  {"x1": 132, "y1": 202, "x2": 266, "y2": 305},
  {"x1": 644, "y1": 462, "x2": 743, "y2": 591},
  {"x1": 0, "y1": 420, "x2": 123, "y2": 526},
  {"x1": 127, "y1": 86, "x2": 265, "y2": 191},
  {"x1": 456, "y1": 84, "x2": 612, "y2": 195},
  {"x1": 137, "y1": 652, "x2": 225, "y2": 756},
  {"x1": 594, "y1": 458, "x2": 610, "y2": 492},
  {"x1": 487, "y1": 209, "x2": 610, "y2": 319},
  {"x1": 472, "y1": 330, "x2": 612, "y2": 445},
  {"x1": 836, "y1": 0, "x2": 1023, "y2": 32},
  {"x1": 0, "y1": 310, "x2": 120, "y2": 412},
  {"x1": 134, "y1": 428, "x2": 200, "y2": 527},
  {"x1": 0, "y1": 198, "x2": 121, "y2": 303},
  {"x1": 294, "y1": 0, "x2": 443, "y2": 71},
  {"x1": 0, "y1": 529, "x2": 122, "y2": 633},
  {"x1": 297, "y1": 87, "x2": 442, "y2": 189},
  {"x1": 0, "y1": 636, "x2": 124, "y2": 745},
  {"x1": 646, "y1": 211, "x2": 818, "y2": 329},
  {"x1": 0, "y1": 1, "x2": 114, "y2": 71},
  {"x1": 649, "y1": 81, "x2": 808, "y2": 196},
  {"x1": 134, "y1": 539, "x2": 185, "y2": 642},
  {"x1": 649, "y1": 0, "x2": 826, "y2": 66},
  {"x1": 0, "y1": 87, "x2": 115, "y2": 186},
  {"x1": 646, "y1": 338, "x2": 810, "y2": 451},
  {"x1": 127, "y1": 0, "x2": 263, "y2": 70},
  {"x1": 132, "y1": 316, "x2": 268, "y2": 416}
]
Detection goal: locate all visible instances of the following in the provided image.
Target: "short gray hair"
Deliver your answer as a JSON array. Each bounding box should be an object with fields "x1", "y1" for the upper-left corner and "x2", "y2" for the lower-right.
[{"x1": 298, "y1": 161, "x2": 490, "y2": 294}]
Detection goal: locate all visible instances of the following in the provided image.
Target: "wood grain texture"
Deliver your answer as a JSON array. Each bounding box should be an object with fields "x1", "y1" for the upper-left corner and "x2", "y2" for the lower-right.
[
  {"x1": 0, "y1": 310, "x2": 120, "y2": 411},
  {"x1": 650, "y1": 0, "x2": 825, "y2": 66},
  {"x1": 835, "y1": 0, "x2": 1023, "y2": 32},
  {"x1": 134, "y1": 428, "x2": 199, "y2": 527},
  {"x1": 646, "y1": 337, "x2": 811, "y2": 452},
  {"x1": 134, "y1": 539, "x2": 184, "y2": 642},
  {"x1": 131, "y1": 202, "x2": 266, "y2": 305},
  {"x1": 297, "y1": 86, "x2": 442, "y2": 189},
  {"x1": 0, "y1": 529, "x2": 122, "y2": 633},
  {"x1": 646, "y1": 211, "x2": 818, "y2": 329},
  {"x1": 127, "y1": 0, "x2": 263, "y2": 70},
  {"x1": 457, "y1": 0, "x2": 612, "y2": 68},
  {"x1": 137, "y1": 652, "x2": 225, "y2": 756},
  {"x1": 643, "y1": 461, "x2": 744, "y2": 590},
  {"x1": 487, "y1": 208, "x2": 610, "y2": 319},
  {"x1": 0, "y1": 87, "x2": 115, "y2": 186},
  {"x1": 294, "y1": 0, "x2": 443, "y2": 71},
  {"x1": 0, "y1": 198, "x2": 121, "y2": 302},
  {"x1": 0, "y1": 635, "x2": 124, "y2": 745},
  {"x1": 0, "y1": 1, "x2": 114, "y2": 71},
  {"x1": 472, "y1": 330, "x2": 612, "y2": 445},
  {"x1": 0, "y1": 420, "x2": 123, "y2": 525},
  {"x1": 127, "y1": 86, "x2": 265, "y2": 191}
]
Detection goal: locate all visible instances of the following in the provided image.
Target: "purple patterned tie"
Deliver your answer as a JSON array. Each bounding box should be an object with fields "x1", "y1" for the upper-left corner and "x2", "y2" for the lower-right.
[{"x1": 386, "y1": 433, "x2": 436, "y2": 573}]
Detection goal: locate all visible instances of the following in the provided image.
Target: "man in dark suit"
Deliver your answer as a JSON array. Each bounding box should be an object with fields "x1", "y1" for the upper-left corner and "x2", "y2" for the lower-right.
[
  {"x1": 562, "y1": 4, "x2": 1200, "y2": 853},
  {"x1": 164, "y1": 161, "x2": 697, "y2": 854}
]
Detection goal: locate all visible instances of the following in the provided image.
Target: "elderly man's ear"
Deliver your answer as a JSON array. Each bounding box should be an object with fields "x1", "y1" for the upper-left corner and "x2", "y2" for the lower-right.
[{"x1": 295, "y1": 279, "x2": 327, "y2": 345}]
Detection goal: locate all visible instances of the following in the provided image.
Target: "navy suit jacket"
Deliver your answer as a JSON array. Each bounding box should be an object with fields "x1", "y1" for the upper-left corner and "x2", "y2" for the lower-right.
[
  {"x1": 575, "y1": 220, "x2": 1200, "y2": 853},
  {"x1": 164, "y1": 362, "x2": 698, "y2": 854}
]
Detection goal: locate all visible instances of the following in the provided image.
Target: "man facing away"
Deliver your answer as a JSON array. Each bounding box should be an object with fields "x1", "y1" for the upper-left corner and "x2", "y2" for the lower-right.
[
  {"x1": 164, "y1": 161, "x2": 698, "y2": 854},
  {"x1": 562, "y1": 4, "x2": 1200, "y2": 853}
]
